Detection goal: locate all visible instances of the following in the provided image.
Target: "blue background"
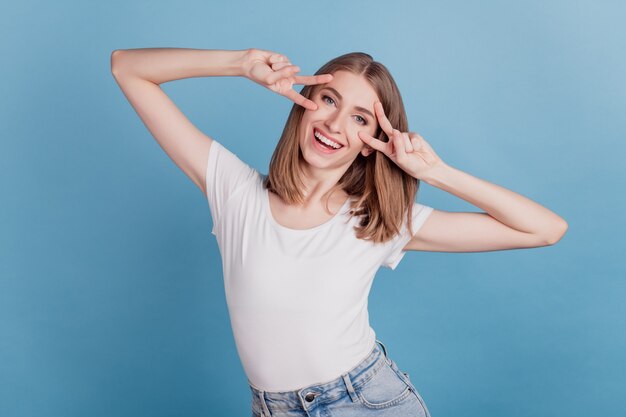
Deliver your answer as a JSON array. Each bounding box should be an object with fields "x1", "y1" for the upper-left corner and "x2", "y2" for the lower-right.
[{"x1": 1, "y1": 1, "x2": 624, "y2": 416}]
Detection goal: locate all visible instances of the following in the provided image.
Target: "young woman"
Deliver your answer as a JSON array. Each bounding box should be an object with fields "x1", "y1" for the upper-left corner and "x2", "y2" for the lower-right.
[{"x1": 111, "y1": 47, "x2": 568, "y2": 417}]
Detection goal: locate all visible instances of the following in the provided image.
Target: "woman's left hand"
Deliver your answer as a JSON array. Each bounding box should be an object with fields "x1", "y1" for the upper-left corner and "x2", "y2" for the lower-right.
[{"x1": 358, "y1": 101, "x2": 445, "y2": 180}]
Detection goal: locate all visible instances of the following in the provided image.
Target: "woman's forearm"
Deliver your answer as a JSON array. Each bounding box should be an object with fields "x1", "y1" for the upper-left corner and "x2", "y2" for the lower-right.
[
  {"x1": 423, "y1": 163, "x2": 568, "y2": 241},
  {"x1": 110, "y1": 48, "x2": 249, "y2": 84}
]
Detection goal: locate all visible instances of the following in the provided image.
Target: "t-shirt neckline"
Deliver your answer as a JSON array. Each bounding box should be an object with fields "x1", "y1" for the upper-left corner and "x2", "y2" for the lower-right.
[{"x1": 263, "y1": 187, "x2": 351, "y2": 233}]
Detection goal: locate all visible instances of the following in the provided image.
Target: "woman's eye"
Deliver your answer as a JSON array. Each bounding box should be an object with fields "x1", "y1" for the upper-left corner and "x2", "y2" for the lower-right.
[
  {"x1": 322, "y1": 95, "x2": 335, "y2": 106},
  {"x1": 355, "y1": 115, "x2": 367, "y2": 125}
]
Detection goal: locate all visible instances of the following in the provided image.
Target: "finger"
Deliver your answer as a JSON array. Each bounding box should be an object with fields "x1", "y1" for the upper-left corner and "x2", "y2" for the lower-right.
[
  {"x1": 358, "y1": 131, "x2": 391, "y2": 155},
  {"x1": 402, "y1": 132, "x2": 414, "y2": 153},
  {"x1": 374, "y1": 101, "x2": 395, "y2": 137},
  {"x1": 410, "y1": 137, "x2": 421, "y2": 151},
  {"x1": 293, "y1": 73, "x2": 333, "y2": 86},
  {"x1": 269, "y1": 53, "x2": 289, "y2": 64},
  {"x1": 265, "y1": 65, "x2": 300, "y2": 85},
  {"x1": 393, "y1": 129, "x2": 407, "y2": 160},
  {"x1": 410, "y1": 132, "x2": 428, "y2": 151},
  {"x1": 283, "y1": 88, "x2": 318, "y2": 110},
  {"x1": 271, "y1": 61, "x2": 292, "y2": 71}
]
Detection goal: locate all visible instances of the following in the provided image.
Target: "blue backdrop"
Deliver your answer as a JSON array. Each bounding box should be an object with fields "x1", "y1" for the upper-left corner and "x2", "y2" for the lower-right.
[{"x1": 1, "y1": 1, "x2": 624, "y2": 416}]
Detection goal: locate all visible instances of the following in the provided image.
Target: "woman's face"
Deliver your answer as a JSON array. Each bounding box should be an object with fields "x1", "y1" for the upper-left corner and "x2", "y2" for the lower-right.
[{"x1": 299, "y1": 70, "x2": 380, "y2": 171}]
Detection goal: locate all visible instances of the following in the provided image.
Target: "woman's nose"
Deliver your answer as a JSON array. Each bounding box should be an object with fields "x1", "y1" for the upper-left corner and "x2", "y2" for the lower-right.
[{"x1": 324, "y1": 111, "x2": 343, "y2": 134}]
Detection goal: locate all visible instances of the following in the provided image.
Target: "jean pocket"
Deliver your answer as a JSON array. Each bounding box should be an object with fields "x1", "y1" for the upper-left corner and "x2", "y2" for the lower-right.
[
  {"x1": 398, "y1": 370, "x2": 432, "y2": 417},
  {"x1": 356, "y1": 360, "x2": 413, "y2": 409}
]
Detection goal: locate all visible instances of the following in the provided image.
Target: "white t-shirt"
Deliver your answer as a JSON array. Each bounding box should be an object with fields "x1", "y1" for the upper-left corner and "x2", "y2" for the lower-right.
[{"x1": 205, "y1": 140, "x2": 433, "y2": 392}]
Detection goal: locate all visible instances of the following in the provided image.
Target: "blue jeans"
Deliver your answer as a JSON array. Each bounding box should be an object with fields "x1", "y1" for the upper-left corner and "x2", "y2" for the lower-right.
[{"x1": 249, "y1": 340, "x2": 431, "y2": 416}]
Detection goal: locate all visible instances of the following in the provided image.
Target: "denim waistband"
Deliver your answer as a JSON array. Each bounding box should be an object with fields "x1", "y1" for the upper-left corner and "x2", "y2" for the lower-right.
[{"x1": 248, "y1": 340, "x2": 390, "y2": 413}]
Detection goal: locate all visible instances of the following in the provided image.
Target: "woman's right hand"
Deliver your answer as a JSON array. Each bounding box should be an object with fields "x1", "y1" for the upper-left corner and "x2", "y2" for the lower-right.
[{"x1": 241, "y1": 48, "x2": 333, "y2": 111}]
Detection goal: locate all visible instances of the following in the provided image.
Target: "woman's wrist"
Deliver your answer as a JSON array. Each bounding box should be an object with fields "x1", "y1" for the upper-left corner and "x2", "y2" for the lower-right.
[
  {"x1": 421, "y1": 161, "x2": 453, "y2": 187},
  {"x1": 222, "y1": 48, "x2": 250, "y2": 78}
]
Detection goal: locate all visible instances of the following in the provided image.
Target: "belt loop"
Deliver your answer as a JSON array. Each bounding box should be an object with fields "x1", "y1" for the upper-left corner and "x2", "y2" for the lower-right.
[
  {"x1": 258, "y1": 390, "x2": 271, "y2": 416},
  {"x1": 342, "y1": 373, "x2": 359, "y2": 403},
  {"x1": 376, "y1": 339, "x2": 388, "y2": 359}
]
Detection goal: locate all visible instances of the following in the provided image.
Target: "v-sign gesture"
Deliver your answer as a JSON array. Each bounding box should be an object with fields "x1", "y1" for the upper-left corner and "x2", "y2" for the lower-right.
[
  {"x1": 358, "y1": 101, "x2": 445, "y2": 180},
  {"x1": 358, "y1": 102, "x2": 567, "y2": 253},
  {"x1": 242, "y1": 48, "x2": 333, "y2": 111}
]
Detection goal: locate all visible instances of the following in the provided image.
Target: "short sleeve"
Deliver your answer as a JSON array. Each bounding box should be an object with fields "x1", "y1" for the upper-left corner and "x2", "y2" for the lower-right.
[
  {"x1": 205, "y1": 140, "x2": 258, "y2": 235},
  {"x1": 381, "y1": 202, "x2": 434, "y2": 270}
]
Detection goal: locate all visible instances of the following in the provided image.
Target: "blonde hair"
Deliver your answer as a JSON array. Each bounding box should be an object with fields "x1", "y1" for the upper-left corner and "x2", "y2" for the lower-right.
[{"x1": 263, "y1": 52, "x2": 423, "y2": 244}]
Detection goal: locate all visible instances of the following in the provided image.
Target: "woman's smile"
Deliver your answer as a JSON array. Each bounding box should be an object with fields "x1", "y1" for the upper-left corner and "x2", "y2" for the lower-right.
[{"x1": 311, "y1": 127, "x2": 344, "y2": 154}]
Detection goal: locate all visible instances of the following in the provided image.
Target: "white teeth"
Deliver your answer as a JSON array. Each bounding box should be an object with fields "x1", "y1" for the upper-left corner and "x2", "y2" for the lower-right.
[{"x1": 314, "y1": 130, "x2": 342, "y2": 149}]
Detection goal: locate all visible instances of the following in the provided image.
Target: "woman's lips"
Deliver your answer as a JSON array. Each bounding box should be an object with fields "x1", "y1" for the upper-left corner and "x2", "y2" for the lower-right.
[
  {"x1": 311, "y1": 128, "x2": 343, "y2": 154},
  {"x1": 314, "y1": 127, "x2": 343, "y2": 146}
]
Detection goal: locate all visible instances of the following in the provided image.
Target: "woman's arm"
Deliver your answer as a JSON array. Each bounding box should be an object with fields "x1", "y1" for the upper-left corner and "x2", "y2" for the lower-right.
[
  {"x1": 111, "y1": 48, "x2": 249, "y2": 194},
  {"x1": 111, "y1": 48, "x2": 331, "y2": 195},
  {"x1": 111, "y1": 48, "x2": 246, "y2": 83},
  {"x1": 358, "y1": 102, "x2": 568, "y2": 253},
  {"x1": 405, "y1": 163, "x2": 568, "y2": 252}
]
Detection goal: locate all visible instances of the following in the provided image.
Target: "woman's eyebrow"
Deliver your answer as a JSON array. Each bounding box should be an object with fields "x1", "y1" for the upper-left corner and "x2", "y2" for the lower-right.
[{"x1": 321, "y1": 87, "x2": 375, "y2": 119}]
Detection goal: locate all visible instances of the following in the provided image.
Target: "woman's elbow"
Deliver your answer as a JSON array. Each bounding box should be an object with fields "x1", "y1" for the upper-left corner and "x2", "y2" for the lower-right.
[
  {"x1": 545, "y1": 220, "x2": 569, "y2": 245},
  {"x1": 110, "y1": 49, "x2": 126, "y2": 78}
]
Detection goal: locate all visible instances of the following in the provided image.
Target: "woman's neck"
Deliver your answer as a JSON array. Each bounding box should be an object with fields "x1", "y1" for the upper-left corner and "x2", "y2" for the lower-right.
[{"x1": 299, "y1": 165, "x2": 349, "y2": 209}]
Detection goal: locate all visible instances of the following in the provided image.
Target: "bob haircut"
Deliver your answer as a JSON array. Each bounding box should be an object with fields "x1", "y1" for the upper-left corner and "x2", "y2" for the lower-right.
[{"x1": 263, "y1": 52, "x2": 423, "y2": 244}]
